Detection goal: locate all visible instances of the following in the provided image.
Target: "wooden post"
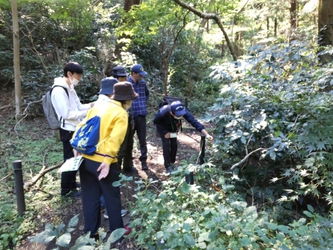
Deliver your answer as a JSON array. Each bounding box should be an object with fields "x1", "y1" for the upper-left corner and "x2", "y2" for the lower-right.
[
  {"x1": 13, "y1": 160, "x2": 26, "y2": 215},
  {"x1": 198, "y1": 135, "x2": 206, "y2": 164}
]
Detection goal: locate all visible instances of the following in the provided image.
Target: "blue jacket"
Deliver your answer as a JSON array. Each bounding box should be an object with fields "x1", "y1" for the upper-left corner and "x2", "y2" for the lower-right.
[
  {"x1": 127, "y1": 76, "x2": 149, "y2": 117},
  {"x1": 153, "y1": 105, "x2": 205, "y2": 136}
]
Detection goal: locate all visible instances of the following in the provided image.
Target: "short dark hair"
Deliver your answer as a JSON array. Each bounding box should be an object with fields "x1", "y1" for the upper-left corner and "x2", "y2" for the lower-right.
[{"x1": 63, "y1": 62, "x2": 83, "y2": 77}]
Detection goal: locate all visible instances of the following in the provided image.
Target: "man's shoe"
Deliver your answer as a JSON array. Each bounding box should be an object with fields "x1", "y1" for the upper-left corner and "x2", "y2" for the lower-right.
[
  {"x1": 124, "y1": 226, "x2": 132, "y2": 235},
  {"x1": 141, "y1": 162, "x2": 148, "y2": 170},
  {"x1": 123, "y1": 167, "x2": 138, "y2": 174},
  {"x1": 62, "y1": 189, "x2": 81, "y2": 198}
]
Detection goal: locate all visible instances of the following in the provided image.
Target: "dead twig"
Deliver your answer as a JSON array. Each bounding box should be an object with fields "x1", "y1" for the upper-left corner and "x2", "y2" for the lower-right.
[
  {"x1": 0, "y1": 172, "x2": 13, "y2": 182},
  {"x1": 0, "y1": 104, "x2": 13, "y2": 110},
  {"x1": 230, "y1": 147, "x2": 273, "y2": 170},
  {"x1": 25, "y1": 162, "x2": 62, "y2": 189}
]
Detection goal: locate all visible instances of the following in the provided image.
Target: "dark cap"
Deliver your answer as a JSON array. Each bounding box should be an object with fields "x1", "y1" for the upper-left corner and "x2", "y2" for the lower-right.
[
  {"x1": 100, "y1": 77, "x2": 118, "y2": 95},
  {"x1": 171, "y1": 101, "x2": 186, "y2": 117},
  {"x1": 112, "y1": 66, "x2": 128, "y2": 77},
  {"x1": 131, "y1": 64, "x2": 147, "y2": 76},
  {"x1": 113, "y1": 82, "x2": 139, "y2": 100}
]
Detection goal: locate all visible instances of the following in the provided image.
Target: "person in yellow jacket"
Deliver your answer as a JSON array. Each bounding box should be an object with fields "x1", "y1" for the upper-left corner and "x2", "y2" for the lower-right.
[{"x1": 73, "y1": 81, "x2": 138, "y2": 239}]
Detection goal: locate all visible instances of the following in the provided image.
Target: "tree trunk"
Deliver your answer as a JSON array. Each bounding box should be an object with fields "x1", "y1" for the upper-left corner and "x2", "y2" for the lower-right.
[
  {"x1": 318, "y1": 0, "x2": 333, "y2": 62},
  {"x1": 290, "y1": 0, "x2": 297, "y2": 30},
  {"x1": 266, "y1": 17, "x2": 269, "y2": 38},
  {"x1": 11, "y1": 0, "x2": 22, "y2": 118},
  {"x1": 124, "y1": 0, "x2": 141, "y2": 12}
]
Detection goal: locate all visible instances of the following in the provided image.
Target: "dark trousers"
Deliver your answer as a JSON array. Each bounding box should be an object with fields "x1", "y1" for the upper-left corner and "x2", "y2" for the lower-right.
[
  {"x1": 79, "y1": 159, "x2": 123, "y2": 236},
  {"x1": 60, "y1": 128, "x2": 76, "y2": 195},
  {"x1": 133, "y1": 116, "x2": 147, "y2": 163},
  {"x1": 118, "y1": 116, "x2": 134, "y2": 170},
  {"x1": 160, "y1": 133, "x2": 178, "y2": 169}
]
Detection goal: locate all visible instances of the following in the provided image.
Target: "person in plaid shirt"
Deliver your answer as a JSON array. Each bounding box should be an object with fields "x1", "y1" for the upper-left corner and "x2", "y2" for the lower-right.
[{"x1": 127, "y1": 64, "x2": 150, "y2": 170}]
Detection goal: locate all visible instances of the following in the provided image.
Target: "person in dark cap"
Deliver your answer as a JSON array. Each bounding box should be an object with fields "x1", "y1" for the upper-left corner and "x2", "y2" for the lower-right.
[
  {"x1": 73, "y1": 81, "x2": 137, "y2": 239},
  {"x1": 153, "y1": 100, "x2": 213, "y2": 174},
  {"x1": 127, "y1": 64, "x2": 150, "y2": 170},
  {"x1": 111, "y1": 66, "x2": 137, "y2": 174},
  {"x1": 112, "y1": 66, "x2": 128, "y2": 80}
]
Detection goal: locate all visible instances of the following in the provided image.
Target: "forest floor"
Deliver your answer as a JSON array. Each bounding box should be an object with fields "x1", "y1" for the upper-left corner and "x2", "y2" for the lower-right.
[{"x1": 1, "y1": 90, "x2": 211, "y2": 250}]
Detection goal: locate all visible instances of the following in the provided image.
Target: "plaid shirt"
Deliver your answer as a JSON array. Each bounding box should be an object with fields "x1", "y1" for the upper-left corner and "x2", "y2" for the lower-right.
[{"x1": 127, "y1": 76, "x2": 149, "y2": 117}]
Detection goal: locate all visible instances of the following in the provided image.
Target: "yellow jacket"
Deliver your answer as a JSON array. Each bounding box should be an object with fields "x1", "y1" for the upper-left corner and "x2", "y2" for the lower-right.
[{"x1": 75, "y1": 96, "x2": 128, "y2": 165}]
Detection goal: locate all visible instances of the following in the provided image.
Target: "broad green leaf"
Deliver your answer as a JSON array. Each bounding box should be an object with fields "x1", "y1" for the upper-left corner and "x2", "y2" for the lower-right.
[
  {"x1": 56, "y1": 233, "x2": 71, "y2": 247},
  {"x1": 68, "y1": 214, "x2": 80, "y2": 229},
  {"x1": 184, "y1": 233, "x2": 196, "y2": 246}
]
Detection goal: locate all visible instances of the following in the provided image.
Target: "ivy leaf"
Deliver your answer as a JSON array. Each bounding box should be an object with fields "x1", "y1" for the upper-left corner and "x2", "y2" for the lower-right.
[
  {"x1": 243, "y1": 206, "x2": 258, "y2": 219},
  {"x1": 184, "y1": 233, "x2": 196, "y2": 246},
  {"x1": 108, "y1": 228, "x2": 126, "y2": 243},
  {"x1": 196, "y1": 242, "x2": 207, "y2": 249},
  {"x1": 240, "y1": 237, "x2": 252, "y2": 247},
  {"x1": 67, "y1": 214, "x2": 79, "y2": 230},
  {"x1": 307, "y1": 205, "x2": 314, "y2": 213},
  {"x1": 198, "y1": 232, "x2": 210, "y2": 242},
  {"x1": 155, "y1": 231, "x2": 164, "y2": 239},
  {"x1": 56, "y1": 233, "x2": 71, "y2": 247}
]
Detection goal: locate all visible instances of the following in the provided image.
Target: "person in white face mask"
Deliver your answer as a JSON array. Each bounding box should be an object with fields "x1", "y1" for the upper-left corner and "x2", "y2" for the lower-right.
[
  {"x1": 51, "y1": 61, "x2": 95, "y2": 197},
  {"x1": 153, "y1": 101, "x2": 213, "y2": 174}
]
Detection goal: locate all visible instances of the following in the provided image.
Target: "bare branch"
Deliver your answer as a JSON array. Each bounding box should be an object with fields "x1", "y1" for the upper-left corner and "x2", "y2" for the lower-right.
[
  {"x1": 230, "y1": 146, "x2": 273, "y2": 170},
  {"x1": 14, "y1": 99, "x2": 42, "y2": 132},
  {"x1": 172, "y1": 0, "x2": 237, "y2": 61},
  {"x1": 25, "y1": 162, "x2": 62, "y2": 189}
]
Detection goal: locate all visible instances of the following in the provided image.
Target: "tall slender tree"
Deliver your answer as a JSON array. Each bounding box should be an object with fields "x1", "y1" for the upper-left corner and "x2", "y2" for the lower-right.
[
  {"x1": 11, "y1": 0, "x2": 21, "y2": 117},
  {"x1": 318, "y1": 0, "x2": 333, "y2": 46},
  {"x1": 318, "y1": 0, "x2": 333, "y2": 62}
]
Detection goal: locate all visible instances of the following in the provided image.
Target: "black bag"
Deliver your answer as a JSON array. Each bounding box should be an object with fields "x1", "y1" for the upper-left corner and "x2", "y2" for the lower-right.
[{"x1": 158, "y1": 96, "x2": 182, "y2": 108}]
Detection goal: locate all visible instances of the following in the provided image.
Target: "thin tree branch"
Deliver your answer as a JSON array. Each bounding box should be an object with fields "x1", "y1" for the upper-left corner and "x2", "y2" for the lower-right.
[
  {"x1": 172, "y1": 0, "x2": 237, "y2": 61},
  {"x1": 14, "y1": 99, "x2": 42, "y2": 132},
  {"x1": 25, "y1": 162, "x2": 62, "y2": 189},
  {"x1": 231, "y1": 146, "x2": 273, "y2": 170}
]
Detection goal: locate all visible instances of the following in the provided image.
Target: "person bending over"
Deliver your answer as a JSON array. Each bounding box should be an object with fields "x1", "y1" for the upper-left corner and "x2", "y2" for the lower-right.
[{"x1": 153, "y1": 101, "x2": 213, "y2": 173}]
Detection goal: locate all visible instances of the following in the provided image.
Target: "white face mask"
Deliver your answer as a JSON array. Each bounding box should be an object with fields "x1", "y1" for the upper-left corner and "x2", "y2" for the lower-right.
[
  {"x1": 69, "y1": 73, "x2": 80, "y2": 87},
  {"x1": 70, "y1": 77, "x2": 80, "y2": 87}
]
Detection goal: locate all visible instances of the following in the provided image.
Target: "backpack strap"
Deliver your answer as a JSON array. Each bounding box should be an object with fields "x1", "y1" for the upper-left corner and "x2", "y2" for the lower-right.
[{"x1": 50, "y1": 85, "x2": 69, "y2": 126}]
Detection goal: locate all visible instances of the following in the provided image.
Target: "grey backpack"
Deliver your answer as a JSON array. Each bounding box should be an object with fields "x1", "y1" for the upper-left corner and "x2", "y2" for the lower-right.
[{"x1": 42, "y1": 85, "x2": 69, "y2": 130}]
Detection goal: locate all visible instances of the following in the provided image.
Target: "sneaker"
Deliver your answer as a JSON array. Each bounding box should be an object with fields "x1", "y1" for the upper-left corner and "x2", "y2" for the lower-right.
[
  {"x1": 104, "y1": 209, "x2": 127, "y2": 219},
  {"x1": 141, "y1": 162, "x2": 148, "y2": 170},
  {"x1": 124, "y1": 226, "x2": 132, "y2": 235},
  {"x1": 121, "y1": 209, "x2": 128, "y2": 217}
]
